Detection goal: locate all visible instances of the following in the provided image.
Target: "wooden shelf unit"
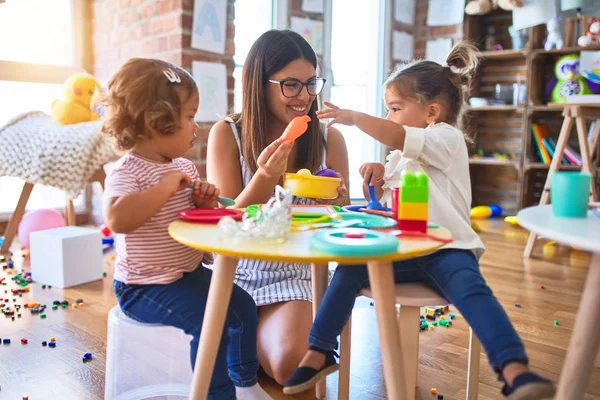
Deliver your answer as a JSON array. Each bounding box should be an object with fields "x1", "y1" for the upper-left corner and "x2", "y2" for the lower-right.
[{"x1": 463, "y1": 10, "x2": 600, "y2": 215}]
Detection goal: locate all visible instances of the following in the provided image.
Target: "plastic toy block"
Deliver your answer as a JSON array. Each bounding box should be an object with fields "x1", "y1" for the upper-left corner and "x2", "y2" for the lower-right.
[
  {"x1": 3, "y1": 338, "x2": 10, "y2": 344},
  {"x1": 425, "y1": 307, "x2": 436, "y2": 316},
  {"x1": 439, "y1": 319, "x2": 449, "y2": 327},
  {"x1": 398, "y1": 219, "x2": 427, "y2": 233},
  {"x1": 48, "y1": 342, "x2": 56, "y2": 348},
  {"x1": 21, "y1": 338, "x2": 27, "y2": 344},
  {"x1": 554, "y1": 320, "x2": 559, "y2": 326},
  {"x1": 432, "y1": 321, "x2": 438, "y2": 326},
  {"x1": 83, "y1": 352, "x2": 93, "y2": 362},
  {"x1": 42, "y1": 341, "x2": 47, "y2": 346},
  {"x1": 397, "y1": 202, "x2": 428, "y2": 220},
  {"x1": 449, "y1": 313, "x2": 455, "y2": 319},
  {"x1": 431, "y1": 388, "x2": 437, "y2": 395},
  {"x1": 398, "y1": 170, "x2": 428, "y2": 203}
]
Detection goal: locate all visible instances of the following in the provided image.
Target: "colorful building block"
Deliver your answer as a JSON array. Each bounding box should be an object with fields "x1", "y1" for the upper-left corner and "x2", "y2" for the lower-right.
[
  {"x1": 397, "y1": 219, "x2": 427, "y2": 232},
  {"x1": 397, "y1": 202, "x2": 428, "y2": 221},
  {"x1": 396, "y1": 170, "x2": 429, "y2": 233}
]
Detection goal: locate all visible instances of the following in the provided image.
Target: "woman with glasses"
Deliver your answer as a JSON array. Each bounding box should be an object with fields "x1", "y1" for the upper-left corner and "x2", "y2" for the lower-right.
[{"x1": 206, "y1": 29, "x2": 350, "y2": 387}]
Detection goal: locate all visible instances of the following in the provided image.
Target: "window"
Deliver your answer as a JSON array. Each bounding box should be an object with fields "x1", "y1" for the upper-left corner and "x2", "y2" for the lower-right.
[
  {"x1": 328, "y1": 0, "x2": 388, "y2": 200},
  {"x1": 0, "y1": 0, "x2": 89, "y2": 217},
  {"x1": 232, "y1": 0, "x2": 275, "y2": 112}
]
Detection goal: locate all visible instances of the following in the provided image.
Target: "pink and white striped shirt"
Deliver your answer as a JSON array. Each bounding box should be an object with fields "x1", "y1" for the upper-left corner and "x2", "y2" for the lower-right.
[{"x1": 103, "y1": 153, "x2": 203, "y2": 285}]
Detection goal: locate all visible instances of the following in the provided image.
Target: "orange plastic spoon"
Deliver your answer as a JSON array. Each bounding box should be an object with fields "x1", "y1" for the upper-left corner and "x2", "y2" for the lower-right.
[{"x1": 280, "y1": 115, "x2": 311, "y2": 142}]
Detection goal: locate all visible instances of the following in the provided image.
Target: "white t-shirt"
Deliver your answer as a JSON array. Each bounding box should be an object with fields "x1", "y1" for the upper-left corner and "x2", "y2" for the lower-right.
[{"x1": 380, "y1": 122, "x2": 485, "y2": 259}]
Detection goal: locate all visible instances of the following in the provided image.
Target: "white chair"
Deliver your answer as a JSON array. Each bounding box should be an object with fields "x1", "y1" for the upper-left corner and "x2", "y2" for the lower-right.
[
  {"x1": 337, "y1": 283, "x2": 481, "y2": 400},
  {"x1": 105, "y1": 305, "x2": 193, "y2": 400}
]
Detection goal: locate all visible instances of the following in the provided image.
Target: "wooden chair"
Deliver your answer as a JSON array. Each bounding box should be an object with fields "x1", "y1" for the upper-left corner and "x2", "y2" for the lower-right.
[
  {"x1": 336, "y1": 283, "x2": 481, "y2": 400},
  {"x1": 0, "y1": 167, "x2": 106, "y2": 254}
]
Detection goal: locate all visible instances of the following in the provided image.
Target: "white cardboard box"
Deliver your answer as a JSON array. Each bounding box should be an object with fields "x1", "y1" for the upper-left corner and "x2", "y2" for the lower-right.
[{"x1": 30, "y1": 226, "x2": 103, "y2": 288}]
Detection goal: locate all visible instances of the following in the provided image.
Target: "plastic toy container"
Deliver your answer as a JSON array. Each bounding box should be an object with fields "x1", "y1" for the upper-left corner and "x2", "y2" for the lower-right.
[
  {"x1": 105, "y1": 306, "x2": 192, "y2": 400},
  {"x1": 284, "y1": 172, "x2": 341, "y2": 199}
]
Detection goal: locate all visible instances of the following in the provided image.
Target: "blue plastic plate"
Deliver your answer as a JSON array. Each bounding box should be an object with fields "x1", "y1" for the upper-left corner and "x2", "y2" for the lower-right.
[
  {"x1": 332, "y1": 212, "x2": 397, "y2": 229},
  {"x1": 310, "y1": 228, "x2": 399, "y2": 257}
]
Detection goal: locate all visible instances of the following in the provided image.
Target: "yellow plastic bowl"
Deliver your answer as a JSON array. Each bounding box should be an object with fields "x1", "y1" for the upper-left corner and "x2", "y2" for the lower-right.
[{"x1": 284, "y1": 173, "x2": 341, "y2": 199}]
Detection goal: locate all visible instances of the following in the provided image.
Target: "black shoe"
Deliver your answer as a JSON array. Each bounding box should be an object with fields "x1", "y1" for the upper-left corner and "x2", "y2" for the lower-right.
[
  {"x1": 501, "y1": 372, "x2": 555, "y2": 399},
  {"x1": 282, "y1": 348, "x2": 339, "y2": 395}
]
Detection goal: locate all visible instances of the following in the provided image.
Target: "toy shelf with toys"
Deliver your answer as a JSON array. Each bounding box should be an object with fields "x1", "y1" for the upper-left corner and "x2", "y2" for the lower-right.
[{"x1": 461, "y1": 7, "x2": 600, "y2": 215}]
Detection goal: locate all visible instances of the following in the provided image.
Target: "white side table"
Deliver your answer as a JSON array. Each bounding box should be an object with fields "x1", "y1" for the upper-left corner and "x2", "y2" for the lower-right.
[{"x1": 517, "y1": 205, "x2": 600, "y2": 400}]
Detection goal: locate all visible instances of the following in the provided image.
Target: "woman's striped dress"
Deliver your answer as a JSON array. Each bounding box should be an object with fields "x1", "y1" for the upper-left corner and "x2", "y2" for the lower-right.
[{"x1": 225, "y1": 117, "x2": 327, "y2": 306}]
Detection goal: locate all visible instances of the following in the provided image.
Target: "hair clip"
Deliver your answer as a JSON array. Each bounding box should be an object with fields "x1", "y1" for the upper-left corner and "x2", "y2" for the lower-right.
[{"x1": 163, "y1": 69, "x2": 181, "y2": 83}]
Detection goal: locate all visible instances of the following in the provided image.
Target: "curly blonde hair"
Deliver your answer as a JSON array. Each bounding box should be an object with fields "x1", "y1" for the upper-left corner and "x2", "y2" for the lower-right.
[{"x1": 101, "y1": 58, "x2": 198, "y2": 150}]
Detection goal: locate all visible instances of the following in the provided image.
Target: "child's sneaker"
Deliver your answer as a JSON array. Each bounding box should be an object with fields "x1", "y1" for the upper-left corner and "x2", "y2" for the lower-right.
[
  {"x1": 502, "y1": 372, "x2": 556, "y2": 399},
  {"x1": 282, "y1": 348, "x2": 339, "y2": 395}
]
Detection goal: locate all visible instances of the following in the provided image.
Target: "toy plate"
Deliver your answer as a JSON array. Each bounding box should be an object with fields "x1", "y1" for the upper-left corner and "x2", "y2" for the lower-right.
[
  {"x1": 310, "y1": 228, "x2": 399, "y2": 257},
  {"x1": 342, "y1": 204, "x2": 393, "y2": 213},
  {"x1": 332, "y1": 212, "x2": 397, "y2": 229},
  {"x1": 245, "y1": 204, "x2": 341, "y2": 221},
  {"x1": 178, "y1": 208, "x2": 244, "y2": 223}
]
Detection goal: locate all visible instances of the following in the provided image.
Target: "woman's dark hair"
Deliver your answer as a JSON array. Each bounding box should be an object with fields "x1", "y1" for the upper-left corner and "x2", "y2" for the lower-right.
[
  {"x1": 231, "y1": 29, "x2": 325, "y2": 174},
  {"x1": 385, "y1": 41, "x2": 478, "y2": 133}
]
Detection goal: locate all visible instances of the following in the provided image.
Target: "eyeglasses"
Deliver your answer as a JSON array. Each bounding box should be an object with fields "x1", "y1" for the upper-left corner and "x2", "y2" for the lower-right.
[{"x1": 268, "y1": 78, "x2": 326, "y2": 98}]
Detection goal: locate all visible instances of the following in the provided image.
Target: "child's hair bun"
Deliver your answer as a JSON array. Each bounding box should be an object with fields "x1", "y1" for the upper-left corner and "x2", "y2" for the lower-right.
[{"x1": 445, "y1": 42, "x2": 479, "y2": 76}]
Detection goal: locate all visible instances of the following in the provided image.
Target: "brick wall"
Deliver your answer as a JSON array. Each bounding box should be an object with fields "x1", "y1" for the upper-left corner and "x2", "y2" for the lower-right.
[
  {"x1": 91, "y1": 0, "x2": 236, "y2": 178},
  {"x1": 288, "y1": 0, "x2": 324, "y2": 22},
  {"x1": 413, "y1": 1, "x2": 464, "y2": 59}
]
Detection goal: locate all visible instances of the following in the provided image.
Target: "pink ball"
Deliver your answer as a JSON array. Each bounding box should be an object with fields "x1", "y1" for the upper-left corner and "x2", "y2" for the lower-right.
[{"x1": 17, "y1": 209, "x2": 67, "y2": 248}]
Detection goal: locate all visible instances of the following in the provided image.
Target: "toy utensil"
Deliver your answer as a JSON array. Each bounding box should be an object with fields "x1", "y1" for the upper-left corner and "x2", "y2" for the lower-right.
[
  {"x1": 366, "y1": 182, "x2": 385, "y2": 210},
  {"x1": 385, "y1": 229, "x2": 453, "y2": 244},
  {"x1": 186, "y1": 184, "x2": 236, "y2": 207},
  {"x1": 280, "y1": 115, "x2": 311, "y2": 142},
  {"x1": 358, "y1": 208, "x2": 395, "y2": 218},
  {"x1": 292, "y1": 219, "x2": 362, "y2": 232}
]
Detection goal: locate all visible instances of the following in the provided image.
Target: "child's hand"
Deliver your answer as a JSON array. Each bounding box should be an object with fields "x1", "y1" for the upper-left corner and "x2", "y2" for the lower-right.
[
  {"x1": 359, "y1": 162, "x2": 385, "y2": 186},
  {"x1": 316, "y1": 101, "x2": 358, "y2": 128},
  {"x1": 159, "y1": 171, "x2": 192, "y2": 196},
  {"x1": 191, "y1": 181, "x2": 220, "y2": 208}
]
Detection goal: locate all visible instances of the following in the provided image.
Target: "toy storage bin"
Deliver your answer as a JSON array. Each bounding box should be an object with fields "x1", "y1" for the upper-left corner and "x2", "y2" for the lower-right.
[{"x1": 105, "y1": 305, "x2": 193, "y2": 400}]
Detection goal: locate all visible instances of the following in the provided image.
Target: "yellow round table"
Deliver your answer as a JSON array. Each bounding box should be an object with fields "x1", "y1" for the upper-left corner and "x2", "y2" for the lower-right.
[{"x1": 169, "y1": 220, "x2": 452, "y2": 400}]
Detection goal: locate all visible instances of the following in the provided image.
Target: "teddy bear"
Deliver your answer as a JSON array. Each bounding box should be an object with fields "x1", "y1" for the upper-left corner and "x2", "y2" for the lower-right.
[
  {"x1": 545, "y1": 17, "x2": 564, "y2": 50},
  {"x1": 465, "y1": 0, "x2": 523, "y2": 16},
  {"x1": 578, "y1": 18, "x2": 600, "y2": 47}
]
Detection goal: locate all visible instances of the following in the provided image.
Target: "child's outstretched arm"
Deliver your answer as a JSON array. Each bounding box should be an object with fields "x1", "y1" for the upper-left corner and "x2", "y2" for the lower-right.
[
  {"x1": 316, "y1": 101, "x2": 406, "y2": 150},
  {"x1": 104, "y1": 170, "x2": 191, "y2": 234}
]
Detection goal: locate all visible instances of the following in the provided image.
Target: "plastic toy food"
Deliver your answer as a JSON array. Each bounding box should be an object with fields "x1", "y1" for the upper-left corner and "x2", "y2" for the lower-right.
[
  {"x1": 315, "y1": 168, "x2": 338, "y2": 178},
  {"x1": 280, "y1": 115, "x2": 311, "y2": 142}
]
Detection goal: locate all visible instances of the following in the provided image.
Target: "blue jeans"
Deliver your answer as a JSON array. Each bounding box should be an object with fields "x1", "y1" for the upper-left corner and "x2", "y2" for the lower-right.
[
  {"x1": 309, "y1": 249, "x2": 528, "y2": 374},
  {"x1": 113, "y1": 266, "x2": 259, "y2": 400}
]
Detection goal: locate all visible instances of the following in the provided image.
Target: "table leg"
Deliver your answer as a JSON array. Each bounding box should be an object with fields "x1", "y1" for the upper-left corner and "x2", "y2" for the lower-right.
[
  {"x1": 189, "y1": 255, "x2": 239, "y2": 400},
  {"x1": 555, "y1": 252, "x2": 600, "y2": 400},
  {"x1": 366, "y1": 260, "x2": 408, "y2": 400},
  {"x1": 311, "y1": 263, "x2": 329, "y2": 399}
]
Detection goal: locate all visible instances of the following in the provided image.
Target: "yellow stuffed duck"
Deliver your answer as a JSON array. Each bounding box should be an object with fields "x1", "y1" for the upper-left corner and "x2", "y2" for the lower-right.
[{"x1": 51, "y1": 72, "x2": 101, "y2": 125}]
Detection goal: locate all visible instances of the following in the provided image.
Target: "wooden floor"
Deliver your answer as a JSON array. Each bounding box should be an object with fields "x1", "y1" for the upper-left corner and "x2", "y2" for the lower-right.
[{"x1": 1, "y1": 220, "x2": 600, "y2": 399}]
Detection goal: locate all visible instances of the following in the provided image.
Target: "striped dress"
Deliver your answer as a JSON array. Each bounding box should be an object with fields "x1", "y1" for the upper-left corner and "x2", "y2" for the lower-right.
[{"x1": 225, "y1": 117, "x2": 327, "y2": 306}]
